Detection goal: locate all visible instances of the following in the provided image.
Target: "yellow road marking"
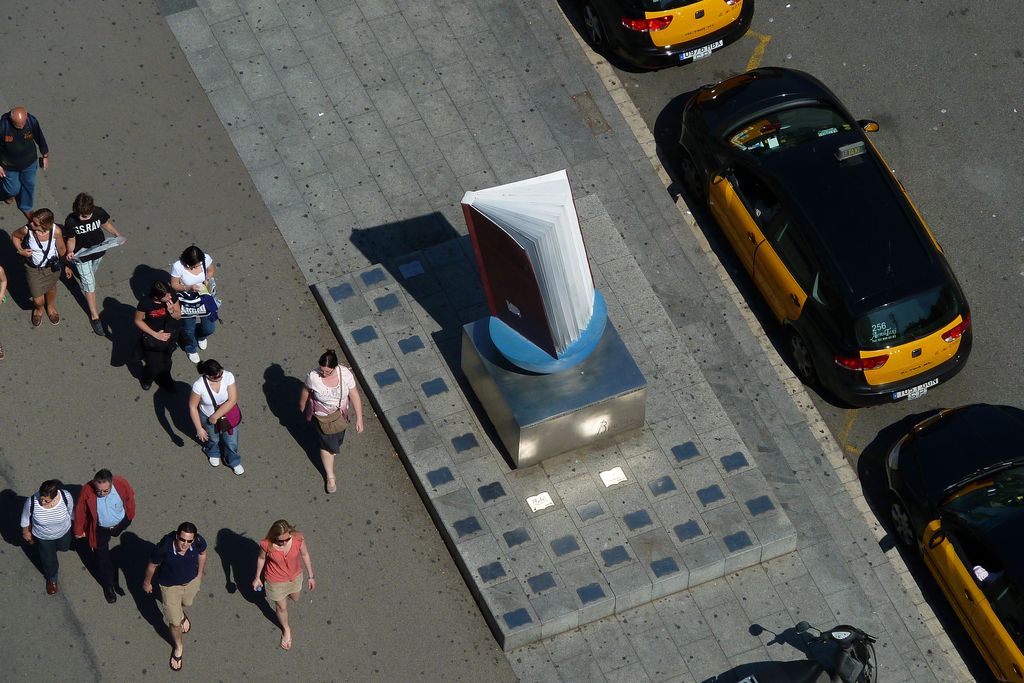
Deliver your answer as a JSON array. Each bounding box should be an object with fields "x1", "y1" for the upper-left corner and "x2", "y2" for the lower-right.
[
  {"x1": 837, "y1": 411, "x2": 860, "y2": 455},
  {"x1": 745, "y1": 30, "x2": 772, "y2": 71}
]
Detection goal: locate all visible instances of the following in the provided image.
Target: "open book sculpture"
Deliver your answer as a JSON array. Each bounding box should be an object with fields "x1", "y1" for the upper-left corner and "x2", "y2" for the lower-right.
[{"x1": 462, "y1": 170, "x2": 606, "y2": 373}]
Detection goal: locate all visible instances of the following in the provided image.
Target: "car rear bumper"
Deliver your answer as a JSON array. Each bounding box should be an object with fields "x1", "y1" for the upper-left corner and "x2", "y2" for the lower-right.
[
  {"x1": 823, "y1": 331, "x2": 972, "y2": 407},
  {"x1": 609, "y1": 1, "x2": 754, "y2": 69}
]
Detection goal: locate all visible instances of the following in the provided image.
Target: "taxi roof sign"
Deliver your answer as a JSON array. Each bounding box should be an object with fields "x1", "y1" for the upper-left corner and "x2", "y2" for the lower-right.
[{"x1": 835, "y1": 141, "x2": 866, "y2": 161}]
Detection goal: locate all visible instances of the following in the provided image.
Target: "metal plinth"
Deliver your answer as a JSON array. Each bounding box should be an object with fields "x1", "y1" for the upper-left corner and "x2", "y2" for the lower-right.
[{"x1": 461, "y1": 318, "x2": 647, "y2": 468}]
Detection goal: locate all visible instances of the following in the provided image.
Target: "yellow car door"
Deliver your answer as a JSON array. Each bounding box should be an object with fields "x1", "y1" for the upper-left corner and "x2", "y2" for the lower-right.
[
  {"x1": 754, "y1": 213, "x2": 808, "y2": 322},
  {"x1": 922, "y1": 521, "x2": 1020, "y2": 681},
  {"x1": 708, "y1": 174, "x2": 760, "y2": 276}
]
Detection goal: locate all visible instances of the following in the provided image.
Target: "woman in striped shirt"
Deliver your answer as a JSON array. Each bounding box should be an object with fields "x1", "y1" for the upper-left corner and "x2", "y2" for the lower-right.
[{"x1": 20, "y1": 480, "x2": 75, "y2": 595}]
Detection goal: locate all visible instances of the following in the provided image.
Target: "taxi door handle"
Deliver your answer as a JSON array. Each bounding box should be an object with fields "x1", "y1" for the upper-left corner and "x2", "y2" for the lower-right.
[
  {"x1": 789, "y1": 293, "x2": 799, "y2": 306},
  {"x1": 747, "y1": 232, "x2": 757, "y2": 244},
  {"x1": 963, "y1": 589, "x2": 974, "y2": 603}
]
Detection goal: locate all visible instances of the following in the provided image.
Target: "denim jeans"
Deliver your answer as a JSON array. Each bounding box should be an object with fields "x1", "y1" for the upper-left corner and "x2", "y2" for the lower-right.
[
  {"x1": 180, "y1": 315, "x2": 216, "y2": 353},
  {"x1": 1, "y1": 162, "x2": 38, "y2": 213},
  {"x1": 36, "y1": 529, "x2": 73, "y2": 581},
  {"x1": 202, "y1": 413, "x2": 240, "y2": 467}
]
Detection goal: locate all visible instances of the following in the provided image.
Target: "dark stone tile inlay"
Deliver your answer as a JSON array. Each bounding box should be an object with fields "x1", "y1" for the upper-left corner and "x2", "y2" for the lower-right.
[
  {"x1": 478, "y1": 481, "x2": 506, "y2": 502},
  {"x1": 671, "y1": 442, "x2": 700, "y2": 462},
  {"x1": 623, "y1": 509, "x2": 653, "y2": 531},
  {"x1": 328, "y1": 282, "x2": 354, "y2": 301},
  {"x1": 361, "y1": 268, "x2": 386, "y2": 285},
  {"x1": 451, "y1": 433, "x2": 479, "y2": 452},
  {"x1": 398, "y1": 411, "x2": 424, "y2": 430},
  {"x1": 421, "y1": 377, "x2": 448, "y2": 396},
  {"x1": 577, "y1": 501, "x2": 604, "y2": 521},
  {"x1": 503, "y1": 608, "x2": 533, "y2": 629},
  {"x1": 398, "y1": 335, "x2": 425, "y2": 354},
  {"x1": 577, "y1": 583, "x2": 606, "y2": 604},
  {"x1": 374, "y1": 368, "x2": 401, "y2": 387},
  {"x1": 601, "y1": 545, "x2": 630, "y2": 567},
  {"x1": 696, "y1": 485, "x2": 725, "y2": 506},
  {"x1": 746, "y1": 495, "x2": 775, "y2": 516},
  {"x1": 351, "y1": 326, "x2": 378, "y2": 343},
  {"x1": 527, "y1": 572, "x2": 556, "y2": 594},
  {"x1": 479, "y1": 561, "x2": 506, "y2": 582},
  {"x1": 673, "y1": 520, "x2": 703, "y2": 542},
  {"x1": 503, "y1": 527, "x2": 531, "y2": 548},
  {"x1": 374, "y1": 293, "x2": 399, "y2": 312},
  {"x1": 426, "y1": 467, "x2": 454, "y2": 487},
  {"x1": 724, "y1": 531, "x2": 753, "y2": 552},
  {"x1": 453, "y1": 516, "x2": 481, "y2": 537},
  {"x1": 720, "y1": 452, "x2": 749, "y2": 472},
  {"x1": 550, "y1": 535, "x2": 580, "y2": 557},
  {"x1": 648, "y1": 476, "x2": 678, "y2": 497},
  {"x1": 650, "y1": 557, "x2": 680, "y2": 577}
]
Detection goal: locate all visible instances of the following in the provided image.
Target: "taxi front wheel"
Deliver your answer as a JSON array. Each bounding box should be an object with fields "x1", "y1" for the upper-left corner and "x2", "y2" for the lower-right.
[
  {"x1": 788, "y1": 330, "x2": 818, "y2": 387},
  {"x1": 581, "y1": 2, "x2": 607, "y2": 51}
]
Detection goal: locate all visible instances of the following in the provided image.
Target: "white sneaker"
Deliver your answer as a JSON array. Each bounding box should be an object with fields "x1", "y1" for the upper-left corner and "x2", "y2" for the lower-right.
[
  {"x1": 232, "y1": 464, "x2": 245, "y2": 475},
  {"x1": 187, "y1": 352, "x2": 200, "y2": 364},
  {"x1": 198, "y1": 339, "x2": 208, "y2": 350},
  {"x1": 209, "y1": 456, "x2": 221, "y2": 467}
]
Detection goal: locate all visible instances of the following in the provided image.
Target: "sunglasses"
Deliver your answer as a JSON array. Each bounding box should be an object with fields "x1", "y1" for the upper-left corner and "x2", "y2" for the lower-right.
[
  {"x1": 272, "y1": 536, "x2": 292, "y2": 546},
  {"x1": 208, "y1": 373, "x2": 223, "y2": 381},
  {"x1": 176, "y1": 536, "x2": 195, "y2": 544}
]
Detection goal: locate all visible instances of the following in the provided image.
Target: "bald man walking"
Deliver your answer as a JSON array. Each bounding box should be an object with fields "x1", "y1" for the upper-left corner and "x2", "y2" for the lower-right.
[{"x1": 0, "y1": 106, "x2": 49, "y2": 220}]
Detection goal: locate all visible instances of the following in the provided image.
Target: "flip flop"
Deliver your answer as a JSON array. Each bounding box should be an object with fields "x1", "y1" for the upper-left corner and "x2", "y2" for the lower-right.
[
  {"x1": 180, "y1": 615, "x2": 191, "y2": 633},
  {"x1": 325, "y1": 477, "x2": 337, "y2": 494},
  {"x1": 31, "y1": 310, "x2": 42, "y2": 327},
  {"x1": 169, "y1": 652, "x2": 183, "y2": 671},
  {"x1": 280, "y1": 635, "x2": 292, "y2": 651}
]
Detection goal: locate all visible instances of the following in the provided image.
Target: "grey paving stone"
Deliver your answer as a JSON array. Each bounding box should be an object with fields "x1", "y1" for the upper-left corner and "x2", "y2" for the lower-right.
[
  {"x1": 458, "y1": 532, "x2": 509, "y2": 587},
  {"x1": 544, "y1": 627, "x2": 591, "y2": 663},
  {"x1": 158, "y1": 0, "x2": 200, "y2": 15},
  {"x1": 412, "y1": 368, "x2": 465, "y2": 420},
  {"x1": 186, "y1": 43, "x2": 236, "y2": 92},
  {"x1": 228, "y1": 122, "x2": 281, "y2": 171},
  {"x1": 614, "y1": 602, "x2": 664, "y2": 640},
  {"x1": 606, "y1": 559, "x2": 652, "y2": 612},
  {"x1": 363, "y1": 148, "x2": 418, "y2": 200},
  {"x1": 480, "y1": 137, "x2": 534, "y2": 184},
  {"x1": 603, "y1": 483, "x2": 656, "y2": 538},
  {"x1": 413, "y1": 20, "x2": 468, "y2": 68},
  {"x1": 531, "y1": 587, "x2": 579, "y2": 639},
  {"x1": 702, "y1": 503, "x2": 760, "y2": 572},
  {"x1": 580, "y1": 617, "x2": 640, "y2": 675},
  {"x1": 458, "y1": 455, "x2": 513, "y2": 509},
  {"x1": 237, "y1": 61, "x2": 288, "y2": 110},
  {"x1": 656, "y1": 589, "x2": 714, "y2": 649},
  {"x1": 412, "y1": 88, "x2": 466, "y2": 139},
  {"x1": 301, "y1": 35, "x2": 351, "y2": 81},
  {"x1": 800, "y1": 540, "x2": 857, "y2": 598},
  {"x1": 197, "y1": 0, "x2": 241, "y2": 23},
  {"x1": 725, "y1": 566, "x2": 785, "y2": 623},
  {"x1": 279, "y1": 0, "x2": 332, "y2": 39},
  {"x1": 554, "y1": 652, "x2": 607, "y2": 683},
  {"x1": 603, "y1": 662, "x2": 652, "y2": 683},
  {"x1": 431, "y1": 481, "x2": 490, "y2": 543},
  {"x1": 560, "y1": 554, "x2": 615, "y2": 623},
  {"x1": 505, "y1": 465, "x2": 564, "y2": 518},
  {"x1": 436, "y1": 129, "x2": 489, "y2": 178},
  {"x1": 629, "y1": 529, "x2": 688, "y2": 600},
  {"x1": 360, "y1": 357, "x2": 415, "y2": 411},
  {"x1": 554, "y1": 474, "x2": 610, "y2": 528},
  {"x1": 346, "y1": 110, "x2": 399, "y2": 158},
  {"x1": 679, "y1": 634, "x2": 730, "y2": 683},
  {"x1": 305, "y1": 106, "x2": 350, "y2": 146},
  {"x1": 276, "y1": 132, "x2": 329, "y2": 180},
  {"x1": 318, "y1": 139, "x2": 370, "y2": 189},
  {"x1": 532, "y1": 508, "x2": 586, "y2": 565},
  {"x1": 278, "y1": 63, "x2": 335, "y2": 129},
  {"x1": 677, "y1": 458, "x2": 734, "y2": 513},
  {"x1": 212, "y1": 15, "x2": 264, "y2": 62},
  {"x1": 321, "y1": 69, "x2": 374, "y2": 118},
  {"x1": 250, "y1": 162, "x2": 304, "y2": 213},
  {"x1": 167, "y1": 8, "x2": 218, "y2": 53},
  {"x1": 369, "y1": 16, "x2": 421, "y2": 61},
  {"x1": 391, "y1": 118, "x2": 444, "y2": 170},
  {"x1": 299, "y1": 171, "x2": 350, "y2": 219},
  {"x1": 436, "y1": 58, "x2": 488, "y2": 109},
  {"x1": 208, "y1": 83, "x2": 259, "y2": 129},
  {"x1": 364, "y1": 80, "x2": 420, "y2": 129},
  {"x1": 238, "y1": 0, "x2": 287, "y2": 30},
  {"x1": 506, "y1": 541, "x2": 560, "y2": 597},
  {"x1": 354, "y1": 0, "x2": 399, "y2": 20},
  {"x1": 255, "y1": 23, "x2": 304, "y2": 72},
  {"x1": 776, "y1": 572, "x2": 835, "y2": 627},
  {"x1": 627, "y1": 626, "x2": 688, "y2": 682},
  {"x1": 384, "y1": 400, "x2": 443, "y2": 453},
  {"x1": 680, "y1": 536, "x2": 726, "y2": 588},
  {"x1": 343, "y1": 178, "x2": 394, "y2": 224},
  {"x1": 579, "y1": 517, "x2": 630, "y2": 568}
]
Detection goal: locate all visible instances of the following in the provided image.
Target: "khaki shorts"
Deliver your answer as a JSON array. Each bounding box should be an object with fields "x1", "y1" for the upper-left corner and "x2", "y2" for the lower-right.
[
  {"x1": 158, "y1": 575, "x2": 201, "y2": 626},
  {"x1": 265, "y1": 574, "x2": 303, "y2": 602}
]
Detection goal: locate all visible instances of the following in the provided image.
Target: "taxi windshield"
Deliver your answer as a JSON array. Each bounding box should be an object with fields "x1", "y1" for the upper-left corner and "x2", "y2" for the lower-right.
[
  {"x1": 854, "y1": 285, "x2": 959, "y2": 350},
  {"x1": 942, "y1": 465, "x2": 1024, "y2": 531},
  {"x1": 727, "y1": 105, "x2": 853, "y2": 157}
]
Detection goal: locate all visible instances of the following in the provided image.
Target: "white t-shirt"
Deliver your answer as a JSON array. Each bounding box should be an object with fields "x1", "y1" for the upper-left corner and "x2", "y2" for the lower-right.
[
  {"x1": 171, "y1": 253, "x2": 214, "y2": 288},
  {"x1": 20, "y1": 490, "x2": 74, "y2": 540},
  {"x1": 191, "y1": 370, "x2": 236, "y2": 417},
  {"x1": 306, "y1": 367, "x2": 355, "y2": 416}
]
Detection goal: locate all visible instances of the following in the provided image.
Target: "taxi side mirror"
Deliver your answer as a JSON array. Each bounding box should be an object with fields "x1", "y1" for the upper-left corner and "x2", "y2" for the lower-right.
[{"x1": 858, "y1": 119, "x2": 880, "y2": 133}]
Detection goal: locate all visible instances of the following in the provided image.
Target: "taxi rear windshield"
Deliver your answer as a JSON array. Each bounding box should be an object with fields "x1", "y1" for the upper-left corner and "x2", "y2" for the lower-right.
[
  {"x1": 854, "y1": 285, "x2": 959, "y2": 349},
  {"x1": 728, "y1": 105, "x2": 853, "y2": 157}
]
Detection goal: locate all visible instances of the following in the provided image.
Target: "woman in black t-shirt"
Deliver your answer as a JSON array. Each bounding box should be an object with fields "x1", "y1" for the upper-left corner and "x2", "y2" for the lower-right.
[{"x1": 134, "y1": 280, "x2": 181, "y2": 391}]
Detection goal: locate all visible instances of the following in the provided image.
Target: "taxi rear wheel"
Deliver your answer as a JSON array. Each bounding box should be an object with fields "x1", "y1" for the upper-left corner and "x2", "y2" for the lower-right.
[
  {"x1": 581, "y1": 2, "x2": 608, "y2": 51},
  {"x1": 788, "y1": 330, "x2": 817, "y2": 386},
  {"x1": 889, "y1": 496, "x2": 916, "y2": 549}
]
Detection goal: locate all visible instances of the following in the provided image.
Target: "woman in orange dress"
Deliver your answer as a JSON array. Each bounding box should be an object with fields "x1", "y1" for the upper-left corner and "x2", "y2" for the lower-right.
[{"x1": 252, "y1": 519, "x2": 315, "y2": 650}]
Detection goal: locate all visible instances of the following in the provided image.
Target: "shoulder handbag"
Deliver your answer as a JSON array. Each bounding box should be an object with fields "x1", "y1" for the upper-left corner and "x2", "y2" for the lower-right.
[
  {"x1": 313, "y1": 375, "x2": 349, "y2": 435},
  {"x1": 203, "y1": 376, "x2": 242, "y2": 435}
]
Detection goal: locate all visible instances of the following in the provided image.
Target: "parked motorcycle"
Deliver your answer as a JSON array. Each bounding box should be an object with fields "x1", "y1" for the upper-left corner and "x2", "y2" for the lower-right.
[{"x1": 738, "y1": 621, "x2": 877, "y2": 683}]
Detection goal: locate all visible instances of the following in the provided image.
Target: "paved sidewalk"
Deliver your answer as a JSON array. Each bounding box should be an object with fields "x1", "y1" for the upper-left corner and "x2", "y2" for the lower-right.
[{"x1": 161, "y1": 0, "x2": 973, "y2": 681}]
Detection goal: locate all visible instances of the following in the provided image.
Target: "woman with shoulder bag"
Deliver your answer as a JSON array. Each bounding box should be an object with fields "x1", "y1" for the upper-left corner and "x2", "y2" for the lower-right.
[
  {"x1": 189, "y1": 359, "x2": 244, "y2": 475},
  {"x1": 9, "y1": 208, "x2": 69, "y2": 327},
  {"x1": 170, "y1": 245, "x2": 217, "y2": 365},
  {"x1": 20, "y1": 479, "x2": 75, "y2": 595},
  {"x1": 298, "y1": 349, "x2": 364, "y2": 494},
  {"x1": 134, "y1": 280, "x2": 182, "y2": 391}
]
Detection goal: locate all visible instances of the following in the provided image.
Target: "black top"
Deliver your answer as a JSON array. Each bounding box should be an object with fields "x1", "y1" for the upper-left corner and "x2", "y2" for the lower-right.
[
  {"x1": 0, "y1": 112, "x2": 48, "y2": 171},
  {"x1": 150, "y1": 532, "x2": 207, "y2": 587},
  {"x1": 64, "y1": 207, "x2": 112, "y2": 263},
  {"x1": 137, "y1": 292, "x2": 179, "y2": 333}
]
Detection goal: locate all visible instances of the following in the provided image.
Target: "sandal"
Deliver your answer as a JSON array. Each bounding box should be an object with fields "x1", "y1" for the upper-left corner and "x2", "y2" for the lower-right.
[
  {"x1": 31, "y1": 310, "x2": 42, "y2": 327},
  {"x1": 280, "y1": 635, "x2": 292, "y2": 651},
  {"x1": 47, "y1": 309, "x2": 60, "y2": 325},
  {"x1": 169, "y1": 652, "x2": 183, "y2": 671},
  {"x1": 325, "y1": 477, "x2": 337, "y2": 494},
  {"x1": 180, "y1": 615, "x2": 191, "y2": 633}
]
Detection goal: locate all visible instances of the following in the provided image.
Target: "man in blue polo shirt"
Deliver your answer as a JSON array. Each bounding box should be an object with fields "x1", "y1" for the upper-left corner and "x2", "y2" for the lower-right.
[{"x1": 143, "y1": 522, "x2": 207, "y2": 672}]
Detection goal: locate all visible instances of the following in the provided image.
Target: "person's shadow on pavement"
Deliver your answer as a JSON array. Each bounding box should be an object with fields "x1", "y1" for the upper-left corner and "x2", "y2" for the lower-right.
[
  {"x1": 262, "y1": 364, "x2": 322, "y2": 476},
  {"x1": 215, "y1": 527, "x2": 277, "y2": 625},
  {"x1": 102, "y1": 296, "x2": 143, "y2": 377},
  {"x1": 0, "y1": 489, "x2": 44, "y2": 576},
  {"x1": 113, "y1": 531, "x2": 169, "y2": 641},
  {"x1": 153, "y1": 378, "x2": 195, "y2": 448}
]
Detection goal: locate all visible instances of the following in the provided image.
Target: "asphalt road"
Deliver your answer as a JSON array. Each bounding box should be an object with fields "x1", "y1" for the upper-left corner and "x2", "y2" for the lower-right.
[{"x1": 599, "y1": 1, "x2": 1024, "y2": 680}]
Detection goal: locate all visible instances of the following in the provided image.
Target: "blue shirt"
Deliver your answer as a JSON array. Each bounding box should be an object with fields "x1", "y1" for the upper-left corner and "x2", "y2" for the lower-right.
[
  {"x1": 151, "y1": 532, "x2": 207, "y2": 586},
  {"x1": 96, "y1": 485, "x2": 125, "y2": 527}
]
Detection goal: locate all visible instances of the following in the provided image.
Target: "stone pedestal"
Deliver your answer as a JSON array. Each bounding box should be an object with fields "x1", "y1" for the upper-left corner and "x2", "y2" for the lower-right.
[{"x1": 461, "y1": 318, "x2": 647, "y2": 468}]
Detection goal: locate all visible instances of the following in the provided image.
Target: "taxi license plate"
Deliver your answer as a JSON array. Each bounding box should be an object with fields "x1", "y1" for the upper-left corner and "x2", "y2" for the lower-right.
[
  {"x1": 681, "y1": 40, "x2": 724, "y2": 62},
  {"x1": 893, "y1": 378, "x2": 939, "y2": 401}
]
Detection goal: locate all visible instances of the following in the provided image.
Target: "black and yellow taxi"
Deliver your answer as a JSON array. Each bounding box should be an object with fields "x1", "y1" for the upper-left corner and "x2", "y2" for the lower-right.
[
  {"x1": 678, "y1": 68, "x2": 971, "y2": 406},
  {"x1": 578, "y1": 0, "x2": 753, "y2": 69},
  {"x1": 887, "y1": 404, "x2": 1024, "y2": 682}
]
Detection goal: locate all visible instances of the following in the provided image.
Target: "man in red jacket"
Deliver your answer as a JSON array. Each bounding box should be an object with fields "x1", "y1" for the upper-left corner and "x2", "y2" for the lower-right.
[{"x1": 73, "y1": 469, "x2": 135, "y2": 603}]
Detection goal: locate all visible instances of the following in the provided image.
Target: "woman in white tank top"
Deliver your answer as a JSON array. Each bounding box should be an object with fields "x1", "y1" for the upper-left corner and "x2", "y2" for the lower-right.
[{"x1": 9, "y1": 208, "x2": 69, "y2": 327}]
